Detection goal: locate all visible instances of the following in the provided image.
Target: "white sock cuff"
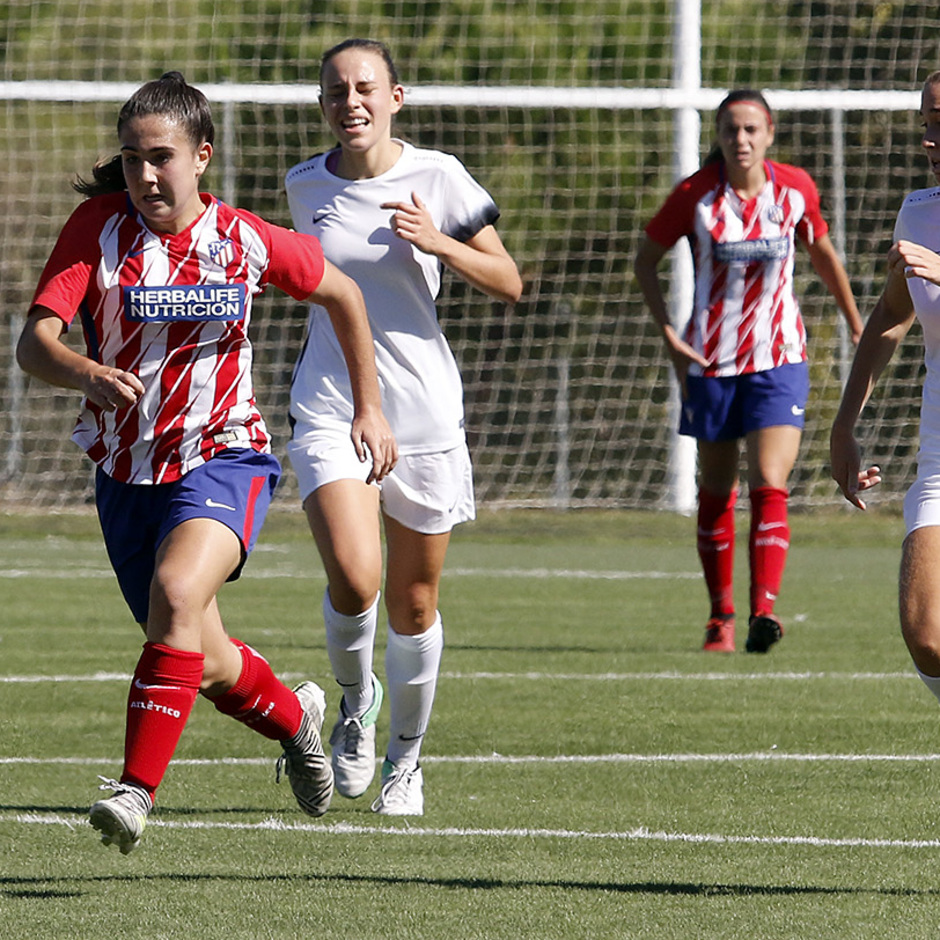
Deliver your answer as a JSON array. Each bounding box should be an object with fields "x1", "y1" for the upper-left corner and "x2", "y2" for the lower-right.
[
  {"x1": 322, "y1": 590, "x2": 380, "y2": 640},
  {"x1": 915, "y1": 663, "x2": 940, "y2": 704},
  {"x1": 387, "y1": 613, "x2": 443, "y2": 654},
  {"x1": 386, "y1": 613, "x2": 443, "y2": 683}
]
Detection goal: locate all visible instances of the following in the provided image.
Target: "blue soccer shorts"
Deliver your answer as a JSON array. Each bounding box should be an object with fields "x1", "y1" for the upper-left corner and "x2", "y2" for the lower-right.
[
  {"x1": 679, "y1": 361, "x2": 810, "y2": 442},
  {"x1": 95, "y1": 448, "x2": 281, "y2": 623}
]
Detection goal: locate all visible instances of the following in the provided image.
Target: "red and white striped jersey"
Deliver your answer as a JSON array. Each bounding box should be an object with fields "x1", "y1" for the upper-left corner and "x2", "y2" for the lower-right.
[
  {"x1": 645, "y1": 160, "x2": 827, "y2": 377},
  {"x1": 31, "y1": 191, "x2": 325, "y2": 484}
]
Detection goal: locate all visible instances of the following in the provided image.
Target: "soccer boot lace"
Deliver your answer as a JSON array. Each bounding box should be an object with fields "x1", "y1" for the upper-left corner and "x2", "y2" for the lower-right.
[
  {"x1": 276, "y1": 681, "x2": 334, "y2": 816},
  {"x1": 89, "y1": 776, "x2": 152, "y2": 855},
  {"x1": 703, "y1": 614, "x2": 736, "y2": 652},
  {"x1": 746, "y1": 613, "x2": 784, "y2": 654},
  {"x1": 371, "y1": 759, "x2": 424, "y2": 816},
  {"x1": 329, "y1": 673, "x2": 384, "y2": 799}
]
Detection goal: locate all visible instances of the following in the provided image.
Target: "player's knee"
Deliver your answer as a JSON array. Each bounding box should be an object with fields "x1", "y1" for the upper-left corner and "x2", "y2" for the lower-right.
[
  {"x1": 148, "y1": 568, "x2": 208, "y2": 633},
  {"x1": 327, "y1": 574, "x2": 380, "y2": 615},
  {"x1": 385, "y1": 584, "x2": 438, "y2": 634},
  {"x1": 901, "y1": 616, "x2": 940, "y2": 671}
]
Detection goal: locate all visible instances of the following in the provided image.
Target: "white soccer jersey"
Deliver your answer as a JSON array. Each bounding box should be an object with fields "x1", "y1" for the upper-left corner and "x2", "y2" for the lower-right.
[
  {"x1": 285, "y1": 140, "x2": 500, "y2": 454},
  {"x1": 894, "y1": 187, "x2": 940, "y2": 463},
  {"x1": 31, "y1": 191, "x2": 325, "y2": 484},
  {"x1": 646, "y1": 160, "x2": 827, "y2": 378}
]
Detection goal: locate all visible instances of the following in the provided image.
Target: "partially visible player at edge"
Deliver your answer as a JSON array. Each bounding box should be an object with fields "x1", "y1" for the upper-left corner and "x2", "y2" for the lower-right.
[
  {"x1": 831, "y1": 72, "x2": 940, "y2": 721},
  {"x1": 15, "y1": 71, "x2": 397, "y2": 854},
  {"x1": 634, "y1": 89, "x2": 863, "y2": 654},
  {"x1": 284, "y1": 39, "x2": 522, "y2": 815}
]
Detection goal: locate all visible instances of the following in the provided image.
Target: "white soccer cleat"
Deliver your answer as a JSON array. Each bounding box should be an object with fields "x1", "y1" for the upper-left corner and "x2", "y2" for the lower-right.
[
  {"x1": 371, "y1": 759, "x2": 424, "y2": 816},
  {"x1": 329, "y1": 674, "x2": 383, "y2": 799},
  {"x1": 89, "y1": 777, "x2": 152, "y2": 855},
  {"x1": 276, "y1": 681, "x2": 334, "y2": 816}
]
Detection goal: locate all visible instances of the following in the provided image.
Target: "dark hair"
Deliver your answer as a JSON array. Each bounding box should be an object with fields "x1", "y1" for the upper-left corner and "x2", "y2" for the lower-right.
[
  {"x1": 703, "y1": 88, "x2": 775, "y2": 167},
  {"x1": 319, "y1": 38, "x2": 400, "y2": 89},
  {"x1": 74, "y1": 71, "x2": 214, "y2": 197}
]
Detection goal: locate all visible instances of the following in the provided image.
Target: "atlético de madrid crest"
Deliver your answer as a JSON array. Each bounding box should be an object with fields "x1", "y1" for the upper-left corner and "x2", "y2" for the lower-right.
[{"x1": 208, "y1": 238, "x2": 235, "y2": 268}]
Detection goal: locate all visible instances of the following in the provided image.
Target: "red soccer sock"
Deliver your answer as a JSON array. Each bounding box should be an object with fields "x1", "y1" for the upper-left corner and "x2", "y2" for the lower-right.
[
  {"x1": 207, "y1": 639, "x2": 302, "y2": 741},
  {"x1": 697, "y1": 487, "x2": 737, "y2": 617},
  {"x1": 749, "y1": 486, "x2": 790, "y2": 617},
  {"x1": 122, "y1": 642, "x2": 204, "y2": 801}
]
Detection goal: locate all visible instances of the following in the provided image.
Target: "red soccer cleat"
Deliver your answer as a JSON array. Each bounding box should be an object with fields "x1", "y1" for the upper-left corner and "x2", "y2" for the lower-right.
[{"x1": 703, "y1": 614, "x2": 736, "y2": 652}]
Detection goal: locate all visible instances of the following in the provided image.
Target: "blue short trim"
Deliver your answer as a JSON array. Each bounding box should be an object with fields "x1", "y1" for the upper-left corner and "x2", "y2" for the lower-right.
[
  {"x1": 679, "y1": 362, "x2": 810, "y2": 442},
  {"x1": 95, "y1": 448, "x2": 280, "y2": 623}
]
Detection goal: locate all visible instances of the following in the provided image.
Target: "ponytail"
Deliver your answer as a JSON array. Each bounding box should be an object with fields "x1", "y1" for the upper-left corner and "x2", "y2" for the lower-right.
[{"x1": 73, "y1": 154, "x2": 126, "y2": 197}]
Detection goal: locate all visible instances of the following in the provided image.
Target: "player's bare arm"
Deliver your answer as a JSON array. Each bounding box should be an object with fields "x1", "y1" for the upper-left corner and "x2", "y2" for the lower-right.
[
  {"x1": 830, "y1": 264, "x2": 915, "y2": 509},
  {"x1": 381, "y1": 192, "x2": 522, "y2": 303},
  {"x1": 633, "y1": 235, "x2": 710, "y2": 392},
  {"x1": 805, "y1": 234, "x2": 864, "y2": 343},
  {"x1": 16, "y1": 306, "x2": 144, "y2": 412},
  {"x1": 307, "y1": 261, "x2": 398, "y2": 482}
]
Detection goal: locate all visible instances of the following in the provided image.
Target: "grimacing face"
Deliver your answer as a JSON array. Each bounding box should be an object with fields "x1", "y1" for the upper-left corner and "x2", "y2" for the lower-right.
[
  {"x1": 921, "y1": 80, "x2": 940, "y2": 185},
  {"x1": 120, "y1": 114, "x2": 211, "y2": 235},
  {"x1": 319, "y1": 48, "x2": 403, "y2": 155}
]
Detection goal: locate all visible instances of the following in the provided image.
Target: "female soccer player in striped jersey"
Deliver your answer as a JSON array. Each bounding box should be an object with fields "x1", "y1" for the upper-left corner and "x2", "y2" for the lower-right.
[
  {"x1": 635, "y1": 89, "x2": 863, "y2": 654},
  {"x1": 16, "y1": 72, "x2": 396, "y2": 853},
  {"x1": 831, "y1": 72, "x2": 940, "y2": 720},
  {"x1": 285, "y1": 39, "x2": 522, "y2": 815}
]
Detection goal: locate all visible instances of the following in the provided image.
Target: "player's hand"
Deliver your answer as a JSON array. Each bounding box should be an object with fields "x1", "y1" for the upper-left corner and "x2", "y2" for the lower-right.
[
  {"x1": 830, "y1": 425, "x2": 881, "y2": 510},
  {"x1": 351, "y1": 408, "x2": 398, "y2": 484},
  {"x1": 663, "y1": 327, "x2": 710, "y2": 397},
  {"x1": 83, "y1": 366, "x2": 145, "y2": 412},
  {"x1": 381, "y1": 192, "x2": 441, "y2": 256},
  {"x1": 890, "y1": 240, "x2": 940, "y2": 286}
]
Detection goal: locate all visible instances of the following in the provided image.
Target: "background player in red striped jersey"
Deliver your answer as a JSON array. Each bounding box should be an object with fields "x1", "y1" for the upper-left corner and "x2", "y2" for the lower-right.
[
  {"x1": 16, "y1": 72, "x2": 397, "y2": 854},
  {"x1": 634, "y1": 89, "x2": 864, "y2": 654}
]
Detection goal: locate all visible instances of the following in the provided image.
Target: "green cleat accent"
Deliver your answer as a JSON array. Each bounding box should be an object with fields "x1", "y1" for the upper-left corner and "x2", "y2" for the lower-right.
[{"x1": 329, "y1": 674, "x2": 383, "y2": 799}]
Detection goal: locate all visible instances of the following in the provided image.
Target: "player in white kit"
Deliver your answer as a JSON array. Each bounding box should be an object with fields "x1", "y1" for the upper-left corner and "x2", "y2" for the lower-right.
[
  {"x1": 832, "y1": 71, "x2": 940, "y2": 716},
  {"x1": 285, "y1": 39, "x2": 522, "y2": 815}
]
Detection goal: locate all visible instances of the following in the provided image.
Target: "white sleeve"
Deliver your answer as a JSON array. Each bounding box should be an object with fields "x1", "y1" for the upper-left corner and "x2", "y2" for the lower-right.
[{"x1": 439, "y1": 154, "x2": 501, "y2": 243}]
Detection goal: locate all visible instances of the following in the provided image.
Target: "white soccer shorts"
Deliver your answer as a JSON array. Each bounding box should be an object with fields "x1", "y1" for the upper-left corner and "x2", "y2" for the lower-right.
[{"x1": 287, "y1": 428, "x2": 475, "y2": 535}]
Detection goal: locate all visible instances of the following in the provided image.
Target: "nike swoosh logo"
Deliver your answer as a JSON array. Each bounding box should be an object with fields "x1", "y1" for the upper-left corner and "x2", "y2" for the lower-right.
[
  {"x1": 398, "y1": 732, "x2": 425, "y2": 742},
  {"x1": 756, "y1": 522, "x2": 786, "y2": 532},
  {"x1": 791, "y1": 405, "x2": 805, "y2": 416},
  {"x1": 205, "y1": 498, "x2": 237, "y2": 511},
  {"x1": 134, "y1": 678, "x2": 179, "y2": 692}
]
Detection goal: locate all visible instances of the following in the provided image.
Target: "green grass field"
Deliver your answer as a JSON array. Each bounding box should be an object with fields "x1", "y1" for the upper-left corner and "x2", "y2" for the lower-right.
[{"x1": 3, "y1": 506, "x2": 940, "y2": 939}]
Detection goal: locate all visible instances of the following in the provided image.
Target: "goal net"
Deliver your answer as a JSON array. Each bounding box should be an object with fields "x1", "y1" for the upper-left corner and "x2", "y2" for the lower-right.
[{"x1": 1, "y1": 1, "x2": 935, "y2": 513}]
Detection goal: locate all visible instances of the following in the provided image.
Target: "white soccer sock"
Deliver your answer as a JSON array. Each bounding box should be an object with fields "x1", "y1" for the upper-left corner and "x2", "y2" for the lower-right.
[
  {"x1": 915, "y1": 663, "x2": 940, "y2": 705},
  {"x1": 384, "y1": 613, "x2": 444, "y2": 769},
  {"x1": 323, "y1": 590, "x2": 379, "y2": 718}
]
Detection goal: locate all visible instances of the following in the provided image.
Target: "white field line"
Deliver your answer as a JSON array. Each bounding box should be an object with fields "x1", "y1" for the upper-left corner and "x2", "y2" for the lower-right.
[
  {"x1": 3, "y1": 812, "x2": 939, "y2": 850},
  {"x1": 0, "y1": 670, "x2": 916, "y2": 684},
  {"x1": 0, "y1": 566, "x2": 699, "y2": 581},
  {"x1": 4, "y1": 751, "x2": 940, "y2": 767}
]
